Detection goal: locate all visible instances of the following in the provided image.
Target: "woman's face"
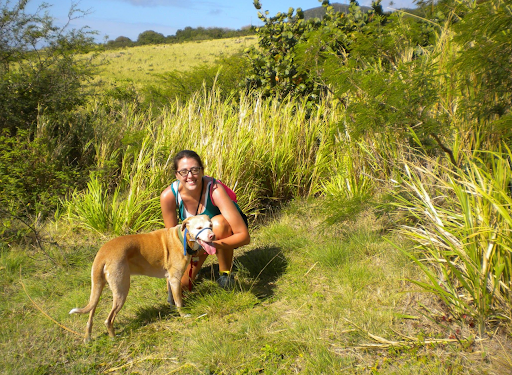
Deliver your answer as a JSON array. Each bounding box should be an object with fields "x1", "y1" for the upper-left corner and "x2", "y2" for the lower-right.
[{"x1": 176, "y1": 157, "x2": 203, "y2": 191}]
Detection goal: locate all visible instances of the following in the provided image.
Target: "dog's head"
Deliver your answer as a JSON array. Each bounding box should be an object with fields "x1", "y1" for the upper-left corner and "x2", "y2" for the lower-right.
[{"x1": 181, "y1": 215, "x2": 216, "y2": 254}]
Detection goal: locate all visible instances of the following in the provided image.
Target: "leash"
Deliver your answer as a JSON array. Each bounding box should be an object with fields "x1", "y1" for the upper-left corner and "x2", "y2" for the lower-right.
[
  {"x1": 183, "y1": 227, "x2": 210, "y2": 292},
  {"x1": 187, "y1": 227, "x2": 213, "y2": 292},
  {"x1": 188, "y1": 257, "x2": 199, "y2": 292},
  {"x1": 180, "y1": 228, "x2": 197, "y2": 291},
  {"x1": 182, "y1": 225, "x2": 213, "y2": 292}
]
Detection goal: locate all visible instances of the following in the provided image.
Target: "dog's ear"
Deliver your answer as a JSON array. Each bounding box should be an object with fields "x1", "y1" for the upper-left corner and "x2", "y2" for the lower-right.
[{"x1": 181, "y1": 217, "x2": 190, "y2": 231}]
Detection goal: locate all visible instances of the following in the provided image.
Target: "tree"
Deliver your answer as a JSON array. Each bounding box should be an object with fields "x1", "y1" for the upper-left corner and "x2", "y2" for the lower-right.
[
  {"x1": 106, "y1": 35, "x2": 133, "y2": 48},
  {"x1": 453, "y1": 0, "x2": 512, "y2": 133},
  {"x1": 0, "y1": 0, "x2": 99, "y2": 135},
  {"x1": 244, "y1": 0, "x2": 383, "y2": 101},
  {"x1": 137, "y1": 30, "x2": 165, "y2": 45}
]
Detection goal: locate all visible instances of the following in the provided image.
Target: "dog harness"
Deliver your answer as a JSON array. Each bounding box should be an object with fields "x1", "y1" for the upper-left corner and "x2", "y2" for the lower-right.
[
  {"x1": 179, "y1": 227, "x2": 214, "y2": 292},
  {"x1": 178, "y1": 227, "x2": 199, "y2": 292},
  {"x1": 178, "y1": 228, "x2": 197, "y2": 256},
  {"x1": 179, "y1": 227, "x2": 213, "y2": 257}
]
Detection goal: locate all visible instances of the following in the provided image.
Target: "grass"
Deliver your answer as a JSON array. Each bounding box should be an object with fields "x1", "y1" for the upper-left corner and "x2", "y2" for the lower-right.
[
  {"x1": 92, "y1": 37, "x2": 257, "y2": 87},
  {"x1": 64, "y1": 90, "x2": 346, "y2": 235},
  {"x1": 391, "y1": 148, "x2": 512, "y2": 337},
  {"x1": 1, "y1": 199, "x2": 510, "y2": 374}
]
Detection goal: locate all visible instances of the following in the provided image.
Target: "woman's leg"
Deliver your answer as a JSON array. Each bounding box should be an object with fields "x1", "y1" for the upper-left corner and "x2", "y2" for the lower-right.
[{"x1": 211, "y1": 214, "x2": 234, "y2": 273}]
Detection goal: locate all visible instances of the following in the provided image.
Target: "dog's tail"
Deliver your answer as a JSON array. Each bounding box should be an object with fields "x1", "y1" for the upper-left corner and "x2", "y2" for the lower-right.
[{"x1": 69, "y1": 258, "x2": 106, "y2": 315}]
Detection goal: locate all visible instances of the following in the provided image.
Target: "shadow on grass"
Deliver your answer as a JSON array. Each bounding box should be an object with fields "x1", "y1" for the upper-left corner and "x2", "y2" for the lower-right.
[
  {"x1": 195, "y1": 246, "x2": 287, "y2": 301},
  {"x1": 119, "y1": 302, "x2": 179, "y2": 336},
  {"x1": 121, "y1": 246, "x2": 287, "y2": 334},
  {"x1": 238, "y1": 245, "x2": 287, "y2": 300}
]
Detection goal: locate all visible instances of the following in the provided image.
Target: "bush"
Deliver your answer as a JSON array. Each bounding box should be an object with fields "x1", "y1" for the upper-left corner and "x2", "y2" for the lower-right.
[
  {"x1": 149, "y1": 52, "x2": 250, "y2": 103},
  {"x1": 244, "y1": 0, "x2": 386, "y2": 101},
  {"x1": 0, "y1": 130, "x2": 78, "y2": 223},
  {"x1": 0, "y1": 0, "x2": 99, "y2": 135}
]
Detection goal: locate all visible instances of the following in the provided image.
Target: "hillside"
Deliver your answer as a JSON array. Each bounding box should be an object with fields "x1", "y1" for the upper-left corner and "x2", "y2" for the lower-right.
[{"x1": 94, "y1": 36, "x2": 256, "y2": 86}]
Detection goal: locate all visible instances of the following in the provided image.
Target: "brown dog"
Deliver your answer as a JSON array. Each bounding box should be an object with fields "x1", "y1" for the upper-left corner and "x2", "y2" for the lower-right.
[{"x1": 69, "y1": 215, "x2": 215, "y2": 342}]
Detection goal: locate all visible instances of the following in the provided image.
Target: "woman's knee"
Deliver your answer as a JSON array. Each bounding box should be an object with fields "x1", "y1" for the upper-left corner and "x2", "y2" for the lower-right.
[{"x1": 211, "y1": 215, "x2": 232, "y2": 240}]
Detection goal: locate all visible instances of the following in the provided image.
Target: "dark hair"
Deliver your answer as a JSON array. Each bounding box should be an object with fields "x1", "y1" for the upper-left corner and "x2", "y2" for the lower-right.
[{"x1": 173, "y1": 150, "x2": 204, "y2": 171}]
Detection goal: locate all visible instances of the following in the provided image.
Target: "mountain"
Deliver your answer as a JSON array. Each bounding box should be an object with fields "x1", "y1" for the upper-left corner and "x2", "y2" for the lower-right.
[{"x1": 303, "y1": 2, "x2": 372, "y2": 19}]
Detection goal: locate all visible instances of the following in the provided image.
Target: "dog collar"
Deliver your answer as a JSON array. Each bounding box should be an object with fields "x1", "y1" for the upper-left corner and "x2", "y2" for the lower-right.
[{"x1": 179, "y1": 228, "x2": 198, "y2": 256}]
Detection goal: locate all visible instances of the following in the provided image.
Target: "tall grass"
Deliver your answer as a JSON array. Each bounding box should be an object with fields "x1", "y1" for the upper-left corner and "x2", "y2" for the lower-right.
[
  {"x1": 66, "y1": 121, "x2": 173, "y2": 235},
  {"x1": 391, "y1": 147, "x2": 512, "y2": 335},
  {"x1": 65, "y1": 89, "x2": 350, "y2": 233}
]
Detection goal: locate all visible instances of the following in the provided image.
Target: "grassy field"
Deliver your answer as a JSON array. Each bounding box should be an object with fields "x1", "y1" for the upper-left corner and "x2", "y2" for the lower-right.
[
  {"x1": 1, "y1": 200, "x2": 510, "y2": 374},
  {"x1": 94, "y1": 37, "x2": 256, "y2": 86},
  {"x1": 2, "y1": 15, "x2": 512, "y2": 373}
]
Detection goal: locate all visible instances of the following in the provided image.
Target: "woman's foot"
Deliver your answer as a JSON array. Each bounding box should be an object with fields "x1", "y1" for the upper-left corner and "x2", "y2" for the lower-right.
[{"x1": 216, "y1": 271, "x2": 235, "y2": 290}]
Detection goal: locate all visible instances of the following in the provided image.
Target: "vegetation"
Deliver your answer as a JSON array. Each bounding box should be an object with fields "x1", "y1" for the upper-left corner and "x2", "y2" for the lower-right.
[
  {"x1": 303, "y1": 1, "x2": 372, "y2": 19},
  {"x1": 95, "y1": 37, "x2": 256, "y2": 87},
  {"x1": 1, "y1": 0, "x2": 512, "y2": 372},
  {"x1": 105, "y1": 25, "x2": 256, "y2": 49},
  {"x1": 0, "y1": 0, "x2": 99, "y2": 135},
  {"x1": 4, "y1": 200, "x2": 511, "y2": 373},
  {"x1": 0, "y1": 0, "x2": 99, "y2": 243}
]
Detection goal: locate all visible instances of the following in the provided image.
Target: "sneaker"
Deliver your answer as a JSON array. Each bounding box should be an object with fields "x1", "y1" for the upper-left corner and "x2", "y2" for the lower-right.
[{"x1": 216, "y1": 273, "x2": 236, "y2": 290}]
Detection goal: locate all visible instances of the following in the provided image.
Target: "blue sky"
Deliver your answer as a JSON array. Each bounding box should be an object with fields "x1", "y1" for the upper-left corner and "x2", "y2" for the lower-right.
[{"x1": 25, "y1": 0, "x2": 417, "y2": 42}]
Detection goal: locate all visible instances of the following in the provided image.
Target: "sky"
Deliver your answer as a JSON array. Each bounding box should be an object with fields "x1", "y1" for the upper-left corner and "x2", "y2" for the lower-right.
[{"x1": 25, "y1": 0, "x2": 417, "y2": 43}]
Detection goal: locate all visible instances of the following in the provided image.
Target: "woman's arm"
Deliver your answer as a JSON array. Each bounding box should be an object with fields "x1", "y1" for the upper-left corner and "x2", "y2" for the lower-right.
[
  {"x1": 211, "y1": 183, "x2": 250, "y2": 250},
  {"x1": 160, "y1": 185, "x2": 179, "y2": 228}
]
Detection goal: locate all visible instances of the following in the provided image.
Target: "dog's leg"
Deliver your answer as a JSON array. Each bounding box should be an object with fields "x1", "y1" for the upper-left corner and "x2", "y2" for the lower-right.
[
  {"x1": 85, "y1": 306, "x2": 98, "y2": 343},
  {"x1": 169, "y1": 275, "x2": 183, "y2": 309},
  {"x1": 167, "y1": 278, "x2": 175, "y2": 306},
  {"x1": 168, "y1": 266, "x2": 190, "y2": 317},
  {"x1": 104, "y1": 266, "x2": 130, "y2": 338},
  {"x1": 69, "y1": 259, "x2": 106, "y2": 343}
]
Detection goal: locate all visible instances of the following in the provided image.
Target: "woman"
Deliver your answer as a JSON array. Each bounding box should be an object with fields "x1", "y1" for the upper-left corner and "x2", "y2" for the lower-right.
[{"x1": 160, "y1": 150, "x2": 250, "y2": 289}]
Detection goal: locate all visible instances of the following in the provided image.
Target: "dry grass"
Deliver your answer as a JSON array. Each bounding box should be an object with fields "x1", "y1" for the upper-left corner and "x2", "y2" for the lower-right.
[{"x1": 91, "y1": 36, "x2": 257, "y2": 86}]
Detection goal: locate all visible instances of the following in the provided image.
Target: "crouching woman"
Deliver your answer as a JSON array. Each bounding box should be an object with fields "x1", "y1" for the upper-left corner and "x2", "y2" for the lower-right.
[{"x1": 160, "y1": 150, "x2": 250, "y2": 289}]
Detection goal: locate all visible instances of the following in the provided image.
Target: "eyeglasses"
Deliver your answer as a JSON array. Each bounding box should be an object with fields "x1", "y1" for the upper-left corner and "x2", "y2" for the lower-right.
[{"x1": 176, "y1": 166, "x2": 202, "y2": 177}]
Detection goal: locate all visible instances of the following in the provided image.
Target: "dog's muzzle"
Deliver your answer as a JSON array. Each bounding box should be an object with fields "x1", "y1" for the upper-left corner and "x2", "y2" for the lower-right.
[{"x1": 194, "y1": 228, "x2": 216, "y2": 255}]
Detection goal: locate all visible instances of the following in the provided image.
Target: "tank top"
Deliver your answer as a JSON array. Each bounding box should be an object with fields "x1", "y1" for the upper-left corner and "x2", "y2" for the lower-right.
[{"x1": 170, "y1": 178, "x2": 221, "y2": 221}]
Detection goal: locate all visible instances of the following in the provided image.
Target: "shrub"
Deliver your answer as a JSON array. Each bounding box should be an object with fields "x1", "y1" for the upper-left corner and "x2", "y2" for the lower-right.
[
  {"x1": 150, "y1": 52, "x2": 250, "y2": 103},
  {"x1": 0, "y1": 0, "x2": 99, "y2": 135}
]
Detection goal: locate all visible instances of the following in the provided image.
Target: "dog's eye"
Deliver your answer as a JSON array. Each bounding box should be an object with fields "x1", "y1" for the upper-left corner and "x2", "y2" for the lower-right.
[{"x1": 197, "y1": 227, "x2": 202, "y2": 230}]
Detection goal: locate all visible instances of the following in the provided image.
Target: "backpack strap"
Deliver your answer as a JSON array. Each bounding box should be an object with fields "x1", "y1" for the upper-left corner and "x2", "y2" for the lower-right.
[
  {"x1": 209, "y1": 177, "x2": 238, "y2": 206},
  {"x1": 170, "y1": 180, "x2": 182, "y2": 213},
  {"x1": 209, "y1": 177, "x2": 218, "y2": 206}
]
